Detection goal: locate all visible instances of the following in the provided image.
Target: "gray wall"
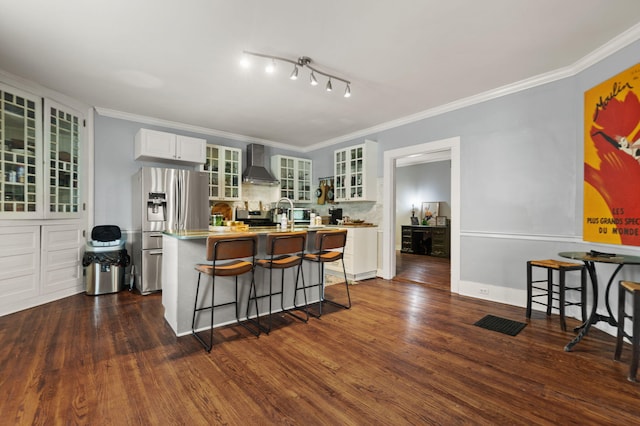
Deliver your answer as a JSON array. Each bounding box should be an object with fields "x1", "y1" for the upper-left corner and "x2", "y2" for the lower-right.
[
  {"x1": 93, "y1": 117, "x2": 306, "y2": 230},
  {"x1": 92, "y1": 38, "x2": 640, "y2": 323}
]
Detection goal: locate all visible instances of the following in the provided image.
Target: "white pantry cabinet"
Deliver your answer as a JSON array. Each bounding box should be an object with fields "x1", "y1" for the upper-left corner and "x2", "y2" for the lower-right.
[
  {"x1": 324, "y1": 226, "x2": 378, "y2": 281},
  {"x1": 333, "y1": 140, "x2": 377, "y2": 202},
  {"x1": 135, "y1": 128, "x2": 206, "y2": 164}
]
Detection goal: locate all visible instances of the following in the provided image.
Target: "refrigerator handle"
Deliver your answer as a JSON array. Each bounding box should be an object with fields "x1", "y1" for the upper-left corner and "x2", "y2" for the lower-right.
[{"x1": 176, "y1": 174, "x2": 183, "y2": 230}]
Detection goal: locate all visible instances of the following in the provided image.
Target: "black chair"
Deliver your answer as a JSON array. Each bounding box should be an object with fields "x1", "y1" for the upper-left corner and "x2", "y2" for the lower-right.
[
  {"x1": 192, "y1": 233, "x2": 260, "y2": 352},
  {"x1": 300, "y1": 229, "x2": 351, "y2": 318},
  {"x1": 252, "y1": 231, "x2": 309, "y2": 333}
]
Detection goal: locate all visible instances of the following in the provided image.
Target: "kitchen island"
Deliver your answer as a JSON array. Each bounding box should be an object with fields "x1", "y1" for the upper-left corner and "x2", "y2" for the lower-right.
[{"x1": 162, "y1": 227, "x2": 330, "y2": 336}]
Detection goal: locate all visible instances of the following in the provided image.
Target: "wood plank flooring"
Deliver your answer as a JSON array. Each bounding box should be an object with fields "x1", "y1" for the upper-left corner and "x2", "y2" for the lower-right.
[{"x1": 1, "y1": 254, "x2": 640, "y2": 424}]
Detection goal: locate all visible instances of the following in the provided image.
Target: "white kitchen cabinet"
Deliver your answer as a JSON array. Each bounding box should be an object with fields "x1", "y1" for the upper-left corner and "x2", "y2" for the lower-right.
[
  {"x1": 0, "y1": 226, "x2": 40, "y2": 314},
  {"x1": 44, "y1": 99, "x2": 83, "y2": 218},
  {"x1": 135, "y1": 128, "x2": 206, "y2": 164},
  {"x1": 0, "y1": 83, "x2": 42, "y2": 218},
  {"x1": 271, "y1": 155, "x2": 312, "y2": 202},
  {"x1": 0, "y1": 223, "x2": 84, "y2": 315},
  {"x1": 1, "y1": 84, "x2": 85, "y2": 219},
  {"x1": 203, "y1": 144, "x2": 242, "y2": 200},
  {"x1": 334, "y1": 140, "x2": 377, "y2": 202},
  {"x1": 325, "y1": 226, "x2": 378, "y2": 281},
  {"x1": 40, "y1": 223, "x2": 83, "y2": 295}
]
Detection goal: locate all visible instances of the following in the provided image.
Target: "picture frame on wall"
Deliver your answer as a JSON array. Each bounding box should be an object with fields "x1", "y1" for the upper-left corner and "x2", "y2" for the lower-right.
[{"x1": 436, "y1": 216, "x2": 447, "y2": 226}]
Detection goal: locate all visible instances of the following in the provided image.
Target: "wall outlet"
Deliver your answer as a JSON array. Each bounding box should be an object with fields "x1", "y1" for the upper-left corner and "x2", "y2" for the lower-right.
[{"x1": 479, "y1": 288, "x2": 489, "y2": 295}]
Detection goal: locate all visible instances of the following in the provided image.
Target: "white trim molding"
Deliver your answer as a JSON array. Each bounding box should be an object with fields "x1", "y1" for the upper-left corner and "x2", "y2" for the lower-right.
[{"x1": 382, "y1": 136, "x2": 461, "y2": 294}]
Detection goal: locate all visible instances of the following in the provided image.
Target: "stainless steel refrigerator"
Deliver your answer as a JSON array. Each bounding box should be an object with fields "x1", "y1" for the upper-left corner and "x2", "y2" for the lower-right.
[{"x1": 131, "y1": 167, "x2": 209, "y2": 294}]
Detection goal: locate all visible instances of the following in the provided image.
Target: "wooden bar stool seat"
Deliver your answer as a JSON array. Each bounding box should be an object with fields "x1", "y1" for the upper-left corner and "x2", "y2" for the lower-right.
[
  {"x1": 526, "y1": 259, "x2": 587, "y2": 331},
  {"x1": 252, "y1": 231, "x2": 309, "y2": 334},
  {"x1": 191, "y1": 233, "x2": 260, "y2": 352},
  {"x1": 615, "y1": 280, "x2": 640, "y2": 382},
  {"x1": 300, "y1": 229, "x2": 351, "y2": 318}
]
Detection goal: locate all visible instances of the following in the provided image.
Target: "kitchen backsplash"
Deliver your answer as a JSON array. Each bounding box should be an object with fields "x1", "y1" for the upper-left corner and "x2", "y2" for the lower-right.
[{"x1": 224, "y1": 178, "x2": 383, "y2": 225}]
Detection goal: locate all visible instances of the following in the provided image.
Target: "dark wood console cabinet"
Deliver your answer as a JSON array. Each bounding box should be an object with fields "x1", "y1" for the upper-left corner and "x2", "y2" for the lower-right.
[{"x1": 401, "y1": 225, "x2": 450, "y2": 258}]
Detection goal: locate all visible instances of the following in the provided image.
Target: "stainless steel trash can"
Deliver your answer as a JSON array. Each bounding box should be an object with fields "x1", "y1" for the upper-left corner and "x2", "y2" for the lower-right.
[
  {"x1": 83, "y1": 225, "x2": 130, "y2": 296},
  {"x1": 85, "y1": 260, "x2": 125, "y2": 295}
]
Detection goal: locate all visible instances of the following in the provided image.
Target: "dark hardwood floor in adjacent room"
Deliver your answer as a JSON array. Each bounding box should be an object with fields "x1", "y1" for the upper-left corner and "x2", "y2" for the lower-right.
[
  {"x1": 2, "y1": 262, "x2": 640, "y2": 424},
  {"x1": 395, "y1": 250, "x2": 450, "y2": 289}
]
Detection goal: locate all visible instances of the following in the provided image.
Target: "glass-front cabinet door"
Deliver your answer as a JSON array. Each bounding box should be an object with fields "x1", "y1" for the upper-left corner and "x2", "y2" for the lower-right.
[
  {"x1": 333, "y1": 140, "x2": 377, "y2": 202},
  {"x1": 223, "y1": 148, "x2": 240, "y2": 199},
  {"x1": 279, "y1": 156, "x2": 295, "y2": 200},
  {"x1": 334, "y1": 149, "x2": 348, "y2": 201},
  {"x1": 349, "y1": 146, "x2": 364, "y2": 199},
  {"x1": 204, "y1": 144, "x2": 241, "y2": 201},
  {"x1": 271, "y1": 155, "x2": 312, "y2": 202},
  {"x1": 0, "y1": 84, "x2": 42, "y2": 217},
  {"x1": 45, "y1": 99, "x2": 82, "y2": 218}
]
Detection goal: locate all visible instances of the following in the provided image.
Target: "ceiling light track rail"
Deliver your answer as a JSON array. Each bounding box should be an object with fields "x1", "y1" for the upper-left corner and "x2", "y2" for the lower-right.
[{"x1": 242, "y1": 50, "x2": 351, "y2": 97}]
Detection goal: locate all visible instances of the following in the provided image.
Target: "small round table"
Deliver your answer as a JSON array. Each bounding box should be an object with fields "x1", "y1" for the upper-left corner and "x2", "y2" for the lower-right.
[{"x1": 558, "y1": 251, "x2": 640, "y2": 351}]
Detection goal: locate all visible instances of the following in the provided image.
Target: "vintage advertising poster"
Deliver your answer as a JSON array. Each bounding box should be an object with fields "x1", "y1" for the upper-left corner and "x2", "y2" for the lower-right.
[{"x1": 584, "y1": 63, "x2": 640, "y2": 245}]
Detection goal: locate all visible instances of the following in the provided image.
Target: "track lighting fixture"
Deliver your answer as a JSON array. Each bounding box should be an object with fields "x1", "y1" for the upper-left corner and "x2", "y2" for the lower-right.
[
  {"x1": 289, "y1": 65, "x2": 298, "y2": 80},
  {"x1": 265, "y1": 59, "x2": 275, "y2": 73},
  {"x1": 242, "y1": 51, "x2": 352, "y2": 97}
]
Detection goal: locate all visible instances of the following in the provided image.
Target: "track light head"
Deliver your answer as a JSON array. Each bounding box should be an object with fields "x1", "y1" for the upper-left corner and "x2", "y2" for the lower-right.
[
  {"x1": 265, "y1": 59, "x2": 275, "y2": 74},
  {"x1": 344, "y1": 84, "x2": 351, "y2": 98},
  {"x1": 326, "y1": 79, "x2": 333, "y2": 92},
  {"x1": 310, "y1": 71, "x2": 318, "y2": 86},
  {"x1": 289, "y1": 65, "x2": 298, "y2": 80}
]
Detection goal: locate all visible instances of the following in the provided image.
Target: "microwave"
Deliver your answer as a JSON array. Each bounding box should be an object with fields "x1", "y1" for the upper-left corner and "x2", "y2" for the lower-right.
[{"x1": 292, "y1": 208, "x2": 311, "y2": 224}]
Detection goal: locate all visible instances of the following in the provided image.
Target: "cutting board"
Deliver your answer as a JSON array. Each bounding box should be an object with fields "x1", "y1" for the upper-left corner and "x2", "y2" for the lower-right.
[
  {"x1": 211, "y1": 202, "x2": 232, "y2": 220},
  {"x1": 317, "y1": 180, "x2": 326, "y2": 205}
]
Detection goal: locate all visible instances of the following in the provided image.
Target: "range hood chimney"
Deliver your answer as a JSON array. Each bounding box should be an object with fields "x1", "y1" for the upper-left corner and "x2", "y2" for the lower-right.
[{"x1": 242, "y1": 144, "x2": 280, "y2": 186}]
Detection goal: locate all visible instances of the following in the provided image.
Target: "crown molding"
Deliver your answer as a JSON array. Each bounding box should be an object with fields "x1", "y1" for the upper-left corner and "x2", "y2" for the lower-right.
[
  {"x1": 306, "y1": 22, "x2": 640, "y2": 151},
  {"x1": 93, "y1": 107, "x2": 297, "y2": 151},
  {"x1": 97, "y1": 22, "x2": 640, "y2": 153}
]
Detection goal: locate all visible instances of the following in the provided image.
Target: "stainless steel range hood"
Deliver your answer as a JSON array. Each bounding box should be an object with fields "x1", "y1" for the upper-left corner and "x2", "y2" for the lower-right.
[{"x1": 242, "y1": 144, "x2": 280, "y2": 185}]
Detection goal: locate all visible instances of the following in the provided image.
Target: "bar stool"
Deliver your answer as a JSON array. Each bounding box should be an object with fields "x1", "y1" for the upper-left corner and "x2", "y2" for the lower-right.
[
  {"x1": 252, "y1": 230, "x2": 309, "y2": 334},
  {"x1": 192, "y1": 233, "x2": 259, "y2": 352},
  {"x1": 300, "y1": 229, "x2": 351, "y2": 318},
  {"x1": 526, "y1": 259, "x2": 587, "y2": 331},
  {"x1": 615, "y1": 280, "x2": 640, "y2": 382}
]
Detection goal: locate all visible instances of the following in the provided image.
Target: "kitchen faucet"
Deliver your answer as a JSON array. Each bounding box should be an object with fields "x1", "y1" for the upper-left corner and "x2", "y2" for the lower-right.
[{"x1": 277, "y1": 197, "x2": 294, "y2": 231}]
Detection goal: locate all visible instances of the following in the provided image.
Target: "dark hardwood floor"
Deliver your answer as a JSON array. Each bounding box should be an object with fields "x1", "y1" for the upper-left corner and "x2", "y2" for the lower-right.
[{"x1": 1, "y1": 255, "x2": 640, "y2": 424}]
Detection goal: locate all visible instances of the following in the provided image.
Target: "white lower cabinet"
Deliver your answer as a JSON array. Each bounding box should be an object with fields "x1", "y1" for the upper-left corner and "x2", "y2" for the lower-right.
[
  {"x1": 0, "y1": 223, "x2": 84, "y2": 316},
  {"x1": 325, "y1": 226, "x2": 378, "y2": 281},
  {"x1": 40, "y1": 224, "x2": 83, "y2": 295},
  {"x1": 0, "y1": 226, "x2": 40, "y2": 309}
]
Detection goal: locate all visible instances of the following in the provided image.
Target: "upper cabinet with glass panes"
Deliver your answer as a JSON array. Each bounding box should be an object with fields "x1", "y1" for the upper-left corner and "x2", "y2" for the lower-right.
[
  {"x1": 333, "y1": 140, "x2": 377, "y2": 202},
  {"x1": 0, "y1": 83, "x2": 83, "y2": 219},
  {"x1": 0, "y1": 84, "x2": 42, "y2": 217},
  {"x1": 271, "y1": 155, "x2": 312, "y2": 202},
  {"x1": 203, "y1": 144, "x2": 242, "y2": 201},
  {"x1": 45, "y1": 100, "x2": 82, "y2": 217}
]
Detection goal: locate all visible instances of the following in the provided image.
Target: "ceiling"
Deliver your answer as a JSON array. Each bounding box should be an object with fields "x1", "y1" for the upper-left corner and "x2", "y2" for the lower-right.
[{"x1": 2, "y1": 1, "x2": 640, "y2": 150}]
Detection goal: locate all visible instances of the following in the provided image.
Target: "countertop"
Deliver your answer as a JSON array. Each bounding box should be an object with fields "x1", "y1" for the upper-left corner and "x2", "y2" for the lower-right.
[{"x1": 164, "y1": 225, "x2": 343, "y2": 240}]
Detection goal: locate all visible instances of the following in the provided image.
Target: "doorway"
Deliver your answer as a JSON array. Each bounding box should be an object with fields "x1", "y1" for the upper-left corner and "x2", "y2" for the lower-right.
[{"x1": 381, "y1": 136, "x2": 461, "y2": 293}]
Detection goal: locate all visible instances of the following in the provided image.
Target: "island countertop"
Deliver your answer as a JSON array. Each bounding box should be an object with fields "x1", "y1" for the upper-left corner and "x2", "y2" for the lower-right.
[{"x1": 163, "y1": 225, "x2": 343, "y2": 240}]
